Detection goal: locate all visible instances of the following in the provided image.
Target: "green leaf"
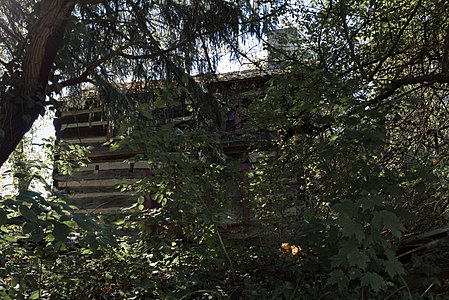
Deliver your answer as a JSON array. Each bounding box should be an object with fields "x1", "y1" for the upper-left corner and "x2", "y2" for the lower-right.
[
  {"x1": 30, "y1": 226, "x2": 45, "y2": 243},
  {"x1": 347, "y1": 248, "x2": 370, "y2": 269},
  {"x1": 53, "y1": 223, "x2": 70, "y2": 241},
  {"x1": 372, "y1": 210, "x2": 404, "y2": 238},
  {"x1": 0, "y1": 210, "x2": 7, "y2": 225},
  {"x1": 330, "y1": 254, "x2": 346, "y2": 268},
  {"x1": 181, "y1": 74, "x2": 190, "y2": 85},
  {"x1": 327, "y1": 270, "x2": 349, "y2": 291},
  {"x1": 0, "y1": 291, "x2": 11, "y2": 300},
  {"x1": 381, "y1": 211, "x2": 405, "y2": 238},
  {"x1": 29, "y1": 290, "x2": 40, "y2": 300},
  {"x1": 85, "y1": 233, "x2": 99, "y2": 249},
  {"x1": 137, "y1": 195, "x2": 145, "y2": 204},
  {"x1": 338, "y1": 217, "x2": 365, "y2": 243},
  {"x1": 384, "y1": 249, "x2": 404, "y2": 277},
  {"x1": 23, "y1": 222, "x2": 35, "y2": 234},
  {"x1": 360, "y1": 195, "x2": 382, "y2": 211},
  {"x1": 3, "y1": 234, "x2": 17, "y2": 242},
  {"x1": 73, "y1": 214, "x2": 97, "y2": 231},
  {"x1": 334, "y1": 200, "x2": 359, "y2": 215},
  {"x1": 19, "y1": 191, "x2": 44, "y2": 201},
  {"x1": 348, "y1": 268, "x2": 362, "y2": 280},
  {"x1": 19, "y1": 205, "x2": 38, "y2": 223},
  {"x1": 328, "y1": 135, "x2": 339, "y2": 142},
  {"x1": 360, "y1": 272, "x2": 386, "y2": 292}
]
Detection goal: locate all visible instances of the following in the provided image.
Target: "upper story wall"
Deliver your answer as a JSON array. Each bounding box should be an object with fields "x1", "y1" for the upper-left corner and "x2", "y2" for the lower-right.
[{"x1": 53, "y1": 70, "x2": 275, "y2": 212}]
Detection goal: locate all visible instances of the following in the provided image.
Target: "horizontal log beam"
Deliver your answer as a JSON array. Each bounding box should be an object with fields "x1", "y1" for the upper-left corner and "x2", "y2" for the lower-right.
[
  {"x1": 60, "y1": 107, "x2": 102, "y2": 117},
  {"x1": 88, "y1": 151, "x2": 142, "y2": 160},
  {"x1": 60, "y1": 120, "x2": 106, "y2": 130},
  {"x1": 70, "y1": 191, "x2": 133, "y2": 199},
  {"x1": 55, "y1": 168, "x2": 147, "y2": 181},
  {"x1": 71, "y1": 194, "x2": 134, "y2": 210},
  {"x1": 57, "y1": 125, "x2": 106, "y2": 139},
  {"x1": 78, "y1": 160, "x2": 148, "y2": 171},
  {"x1": 58, "y1": 178, "x2": 136, "y2": 187},
  {"x1": 63, "y1": 136, "x2": 108, "y2": 144},
  {"x1": 57, "y1": 185, "x2": 126, "y2": 194},
  {"x1": 55, "y1": 111, "x2": 104, "y2": 126}
]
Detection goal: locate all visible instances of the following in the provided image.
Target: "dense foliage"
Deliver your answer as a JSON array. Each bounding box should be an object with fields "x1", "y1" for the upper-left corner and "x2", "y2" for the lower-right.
[
  {"x1": 0, "y1": 0, "x2": 284, "y2": 166},
  {"x1": 2, "y1": 0, "x2": 449, "y2": 299}
]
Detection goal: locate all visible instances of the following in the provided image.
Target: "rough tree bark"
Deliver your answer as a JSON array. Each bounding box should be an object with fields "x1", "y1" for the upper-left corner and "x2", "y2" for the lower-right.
[{"x1": 0, "y1": 0, "x2": 107, "y2": 168}]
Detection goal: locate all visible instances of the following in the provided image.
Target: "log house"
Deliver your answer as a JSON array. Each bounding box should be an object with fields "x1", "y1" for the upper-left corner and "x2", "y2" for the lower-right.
[{"x1": 53, "y1": 70, "x2": 275, "y2": 221}]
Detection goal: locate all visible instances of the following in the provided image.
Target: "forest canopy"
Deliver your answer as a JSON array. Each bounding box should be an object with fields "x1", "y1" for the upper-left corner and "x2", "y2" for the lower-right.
[{"x1": 0, "y1": 0, "x2": 284, "y2": 166}]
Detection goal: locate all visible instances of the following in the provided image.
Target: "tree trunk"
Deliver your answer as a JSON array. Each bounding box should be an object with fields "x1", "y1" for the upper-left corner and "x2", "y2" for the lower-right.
[{"x1": 0, "y1": 0, "x2": 75, "y2": 168}]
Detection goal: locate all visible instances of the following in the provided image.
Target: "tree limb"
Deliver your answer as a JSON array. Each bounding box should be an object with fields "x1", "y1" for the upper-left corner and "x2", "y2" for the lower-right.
[
  {"x1": 368, "y1": 0, "x2": 423, "y2": 81},
  {"x1": 374, "y1": 71, "x2": 449, "y2": 103}
]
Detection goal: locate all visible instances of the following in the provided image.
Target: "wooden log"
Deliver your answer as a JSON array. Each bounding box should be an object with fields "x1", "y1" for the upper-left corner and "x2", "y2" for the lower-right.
[
  {"x1": 53, "y1": 112, "x2": 106, "y2": 126},
  {"x1": 60, "y1": 120, "x2": 106, "y2": 130},
  {"x1": 88, "y1": 151, "x2": 143, "y2": 162},
  {"x1": 70, "y1": 191, "x2": 133, "y2": 199},
  {"x1": 58, "y1": 178, "x2": 136, "y2": 187},
  {"x1": 58, "y1": 185, "x2": 128, "y2": 194},
  {"x1": 88, "y1": 145, "x2": 140, "y2": 154},
  {"x1": 55, "y1": 168, "x2": 147, "y2": 181},
  {"x1": 60, "y1": 107, "x2": 102, "y2": 117},
  {"x1": 70, "y1": 194, "x2": 135, "y2": 210},
  {"x1": 57, "y1": 142, "x2": 144, "y2": 161},
  {"x1": 59, "y1": 142, "x2": 105, "y2": 149},
  {"x1": 63, "y1": 136, "x2": 108, "y2": 144},
  {"x1": 57, "y1": 125, "x2": 107, "y2": 139},
  {"x1": 78, "y1": 160, "x2": 148, "y2": 171}
]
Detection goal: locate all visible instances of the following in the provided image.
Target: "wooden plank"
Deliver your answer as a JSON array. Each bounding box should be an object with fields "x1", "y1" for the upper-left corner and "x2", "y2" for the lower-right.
[
  {"x1": 60, "y1": 120, "x2": 106, "y2": 130},
  {"x1": 88, "y1": 153, "x2": 144, "y2": 162},
  {"x1": 60, "y1": 107, "x2": 103, "y2": 117},
  {"x1": 63, "y1": 136, "x2": 108, "y2": 144},
  {"x1": 57, "y1": 125, "x2": 106, "y2": 139},
  {"x1": 58, "y1": 178, "x2": 136, "y2": 187},
  {"x1": 81, "y1": 207, "x2": 129, "y2": 213},
  {"x1": 89, "y1": 145, "x2": 137, "y2": 154},
  {"x1": 60, "y1": 142, "x2": 106, "y2": 149},
  {"x1": 70, "y1": 194, "x2": 135, "y2": 210},
  {"x1": 58, "y1": 185, "x2": 126, "y2": 194},
  {"x1": 55, "y1": 169, "x2": 147, "y2": 181},
  {"x1": 56, "y1": 143, "x2": 144, "y2": 160},
  {"x1": 87, "y1": 151, "x2": 142, "y2": 161},
  {"x1": 78, "y1": 160, "x2": 148, "y2": 171},
  {"x1": 54, "y1": 112, "x2": 104, "y2": 126},
  {"x1": 87, "y1": 146, "x2": 138, "y2": 154},
  {"x1": 70, "y1": 191, "x2": 133, "y2": 199}
]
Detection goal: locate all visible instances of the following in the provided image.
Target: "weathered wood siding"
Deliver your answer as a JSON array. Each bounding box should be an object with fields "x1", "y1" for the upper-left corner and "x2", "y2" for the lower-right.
[
  {"x1": 54, "y1": 100, "x2": 146, "y2": 211},
  {"x1": 54, "y1": 71, "x2": 274, "y2": 216}
]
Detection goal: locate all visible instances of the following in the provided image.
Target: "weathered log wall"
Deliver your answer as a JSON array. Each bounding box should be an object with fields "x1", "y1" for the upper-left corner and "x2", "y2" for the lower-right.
[
  {"x1": 54, "y1": 99, "x2": 146, "y2": 211},
  {"x1": 53, "y1": 71, "x2": 273, "y2": 215}
]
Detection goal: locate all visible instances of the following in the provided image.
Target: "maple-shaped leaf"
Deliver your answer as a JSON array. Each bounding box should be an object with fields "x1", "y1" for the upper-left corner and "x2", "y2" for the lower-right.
[
  {"x1": 347, "y1": 248, "x2": 370, "y2": 269},
  {"x1": 372, "y1": 210, "x2": 405, "y2": 238},
  {"x1": 327, "y1": 270, "x2": 349, "y2": 291},
  {"x1": 338, "y1": 217, "x2": 365, "y2": 243},
  {"x1": 384, "y1": 249, "x2": 405, "y2": 277},
  {"x1": 360, "y1": 272, "x2": 386, "y2": 292}
]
